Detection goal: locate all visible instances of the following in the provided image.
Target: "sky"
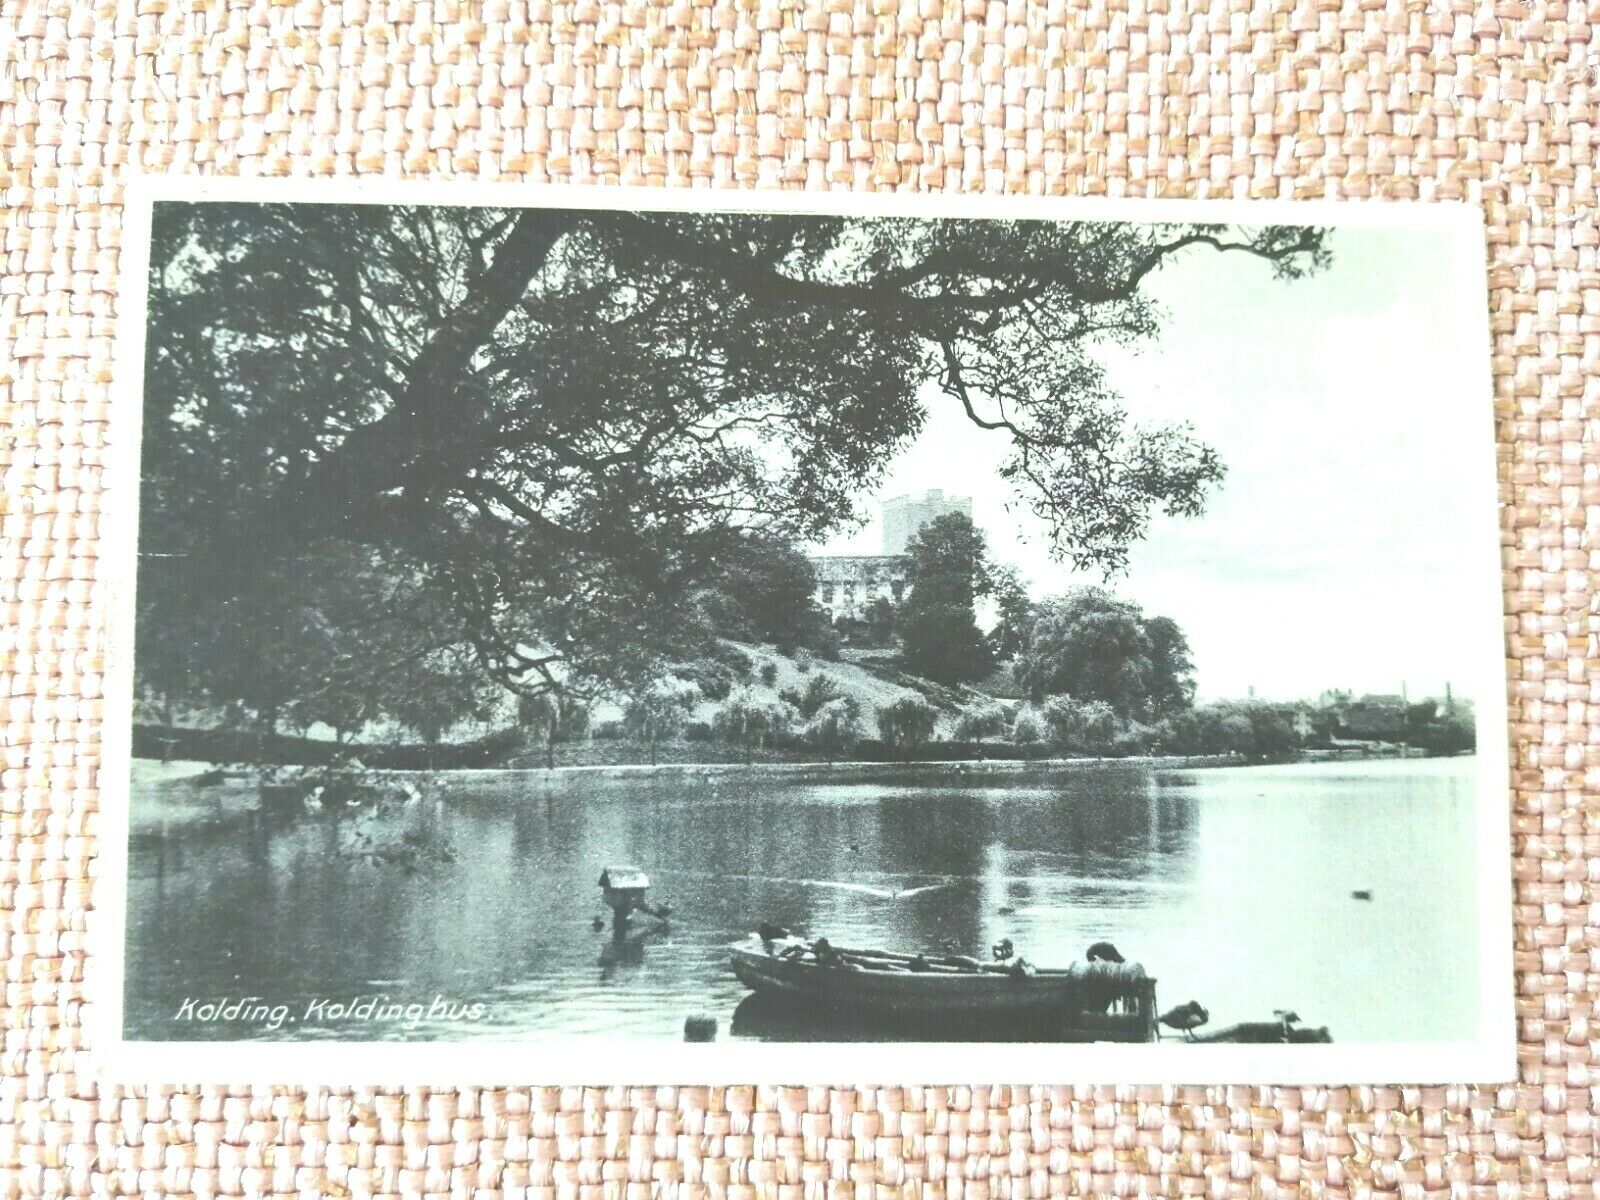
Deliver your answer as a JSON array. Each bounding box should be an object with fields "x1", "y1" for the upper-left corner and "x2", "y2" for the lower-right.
[{"x1": 812, "y1": 224, "x2": 1497, "y2": 703}]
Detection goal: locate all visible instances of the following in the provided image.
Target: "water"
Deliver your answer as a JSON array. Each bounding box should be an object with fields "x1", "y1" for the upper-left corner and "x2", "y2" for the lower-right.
[{"x1": 124, "y1": 756, "x2": 1481, "y2": 1043}]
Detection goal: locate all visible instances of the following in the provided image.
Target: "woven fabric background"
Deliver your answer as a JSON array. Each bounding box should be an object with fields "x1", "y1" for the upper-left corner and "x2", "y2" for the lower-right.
[{"x1": 1, "y1": 0, "x2": 1595, "y2": 1196}]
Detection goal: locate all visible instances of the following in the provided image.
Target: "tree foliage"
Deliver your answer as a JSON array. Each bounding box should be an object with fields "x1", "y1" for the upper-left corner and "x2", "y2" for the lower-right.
[
  {"x1": 877, "y1": 695, "x2": 939, "y2": 752},
  {"x1": 1014, "y1": 588, "x2": 1195, "y2": 720},
  {"x1": 1040, "y1": 695, "x2": 1124, "y2": 755},
  {"x1": 898, "y1": 513, "x2": 993, "y2": 684},
  {"x1": 803, "y1": 696, "x2": 869, "y2": 758},
  {"x1": 953, "y1": 702, "x2": 1009, "y2": 742},
  {"x1": 1011, "y1": 706, "x2": 1048, "y2": 747},
  {"x1": 713, "y1": 689, "x2": 796, "y2": 761},
  {"x1": 1155, "y1": 700, "x2": 1299, "y2": 758},
  {"x1": 696, "y1": 534, "x2": 834, "y2": 654},
  {"x1": 517, "y1": 691, "x2": 590, "y2": 769},
  {"x1": 988, "y1": 565, "x2": 1034, "y2": 663},
  {"x1": 622, "y1": 679, "x2": 697, "y2": 765},
  {"x1": 140, "y1": 201, "x2": 1328, "y2": 724}
]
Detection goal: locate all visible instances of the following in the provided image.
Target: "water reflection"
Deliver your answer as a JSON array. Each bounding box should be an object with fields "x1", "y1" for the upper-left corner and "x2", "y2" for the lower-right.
[{"x1": 125, "y1": 758, "x2": 1477, "y2": 1044}]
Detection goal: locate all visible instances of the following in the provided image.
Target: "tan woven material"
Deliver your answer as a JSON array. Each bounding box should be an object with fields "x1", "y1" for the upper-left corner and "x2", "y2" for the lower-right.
[{"x1": 0, "y1": 0, "x2": 1590, "y2": 1195}]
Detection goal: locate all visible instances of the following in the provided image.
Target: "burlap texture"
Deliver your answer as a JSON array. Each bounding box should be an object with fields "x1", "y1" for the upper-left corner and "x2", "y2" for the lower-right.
[{"x1": 1, "y1": 0, "x2": 1592, "y2": 1196}]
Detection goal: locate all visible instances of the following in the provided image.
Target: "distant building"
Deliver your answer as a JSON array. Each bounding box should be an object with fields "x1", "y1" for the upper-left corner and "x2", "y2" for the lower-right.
[
  {"x1": 810, "y1": 555, "x2": 907, "y2": 622},
  {"x1": 809, "y1": 490, "x2": 972, "y2": 622},
  {"x1": 881, "y1": 489, "x2": 973, "y2": 556}
]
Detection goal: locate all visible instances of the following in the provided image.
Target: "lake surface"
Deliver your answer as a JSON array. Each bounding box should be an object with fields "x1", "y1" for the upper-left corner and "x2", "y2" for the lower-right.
[{"x1": 124, "y1": 756, "x2": 1482, "y2": 1044}]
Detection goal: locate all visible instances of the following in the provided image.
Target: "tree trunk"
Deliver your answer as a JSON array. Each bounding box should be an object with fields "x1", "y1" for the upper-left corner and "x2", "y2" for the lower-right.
[{"x1": 248, "y1": 210, "x2": 578, "y2": 545}]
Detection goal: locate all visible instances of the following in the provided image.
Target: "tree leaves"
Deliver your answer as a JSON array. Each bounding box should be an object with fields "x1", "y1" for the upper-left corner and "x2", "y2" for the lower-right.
[{"x1": 139, "y1": 201, "x2": 1327, "y2": 718}]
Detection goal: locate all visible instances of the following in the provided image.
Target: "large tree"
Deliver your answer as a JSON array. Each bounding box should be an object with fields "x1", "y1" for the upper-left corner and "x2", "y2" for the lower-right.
[
  {"x1": 988, "y1": 564, "x2": 1034, "y2": 663},
  {"x1": 1014, "y1": 588, "x2": 1195, "y2": 720},
  {"x1": 140, "y1": 203, "x2": 1327, "y2": 716},
  {"x1": 897, "y1": 512, "x2": 993, "y2": 684},
  {"x1": 694, "y1": 534, "x2": 833, "y2": 653}
]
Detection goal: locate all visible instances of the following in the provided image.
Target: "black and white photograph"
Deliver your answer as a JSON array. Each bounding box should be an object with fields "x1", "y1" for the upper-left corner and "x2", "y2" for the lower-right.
[{"x1": 99, "y1": 182, "x2": 1512, "y2": 1083}]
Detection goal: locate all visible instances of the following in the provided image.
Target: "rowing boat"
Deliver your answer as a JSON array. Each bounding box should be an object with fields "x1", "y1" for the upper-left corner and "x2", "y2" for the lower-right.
[{"x1": 730, "y1": 941, "x2": 1159, "y2": 1041}]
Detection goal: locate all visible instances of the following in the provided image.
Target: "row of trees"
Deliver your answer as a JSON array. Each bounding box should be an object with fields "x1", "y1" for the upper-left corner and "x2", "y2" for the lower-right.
[{"x1": 618, "y1": 674, "x2": 942, "y2": 765}]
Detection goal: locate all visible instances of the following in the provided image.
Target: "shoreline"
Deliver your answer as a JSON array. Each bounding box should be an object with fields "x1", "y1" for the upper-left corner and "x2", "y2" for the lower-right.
[{"x1": 136, "y1": 746, "x2": 1462, "y2": 790}]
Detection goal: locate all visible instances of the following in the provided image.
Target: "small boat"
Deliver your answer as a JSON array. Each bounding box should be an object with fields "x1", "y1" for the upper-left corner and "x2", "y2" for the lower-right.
[{"x1": 730, "y1": 941, "x2": 1159, "y2": 1041}]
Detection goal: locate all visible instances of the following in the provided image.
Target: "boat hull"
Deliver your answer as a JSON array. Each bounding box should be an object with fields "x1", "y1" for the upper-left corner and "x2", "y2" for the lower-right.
[{"x1": 730, "y1": 946, "x2": 1157, "y2": 1042}]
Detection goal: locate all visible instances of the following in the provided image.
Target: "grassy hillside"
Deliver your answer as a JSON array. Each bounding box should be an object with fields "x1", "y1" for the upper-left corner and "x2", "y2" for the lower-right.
[{"x1": 590, "y1": 640, "x2": 1009, "y2": 739}]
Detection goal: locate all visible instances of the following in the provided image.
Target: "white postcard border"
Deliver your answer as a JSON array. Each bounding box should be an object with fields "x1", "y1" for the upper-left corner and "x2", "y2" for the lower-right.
[{"x1": 94, "y1": 176, "x2": 1517, "y2": 1086}]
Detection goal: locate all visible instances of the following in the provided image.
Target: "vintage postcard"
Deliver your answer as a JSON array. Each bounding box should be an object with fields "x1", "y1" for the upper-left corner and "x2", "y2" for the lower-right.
[{"x1": 96, "y1": 179, "x2": 1513, "y2": 1084}]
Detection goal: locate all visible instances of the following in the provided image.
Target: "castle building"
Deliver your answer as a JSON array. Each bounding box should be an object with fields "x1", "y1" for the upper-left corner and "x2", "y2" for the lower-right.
[
  {"x1": 809, "y1": 491, "x2": 972, "y2": 622},
  {"x1": 881, "y1": 489, "x2": 973, "y2": 556},
  {"x1": 810, "y1": 555, "x2": 908, "y2": 622}
]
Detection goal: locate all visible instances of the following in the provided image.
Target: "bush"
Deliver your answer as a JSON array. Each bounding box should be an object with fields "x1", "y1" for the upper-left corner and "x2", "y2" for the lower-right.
[
  {"x1": 796, "y1": 675, "x2": 842, "y2": 718},
  {"x1": 1011, "y1": 706, "x2": 1048, "y2": 746},
  {"x1": 953, "y1": 702, "x2": 1008, "y2": 742},
  {"x1": 710, "y1": 643, "x2": 754, "y2": 679},
  {"x1": 623, "y1": 678, "x2": 699, "y2": 765},
  {"x1": 1152, "y1": 700, "x2": 1306, "y2": 758},
  {"x1": 675, "y1": 661, "x2": 734, "y2": 702},
  {"x1": 1041, "y1": 695, "x2": 1124, "y2": 755},
  {"x1": 713, "y1": 689, "x2": 796, "y2": 760},
  {"x1": 683, "y1": 721, "x2": 713, "y2": 742},
  {"x1": 803, "y1": 696, "x2": 869, "y2": 757},
  {"x1": 1111, "y1": 721, "x2": 1157, "y2": 757},
  {"x1": 759, "y1": 663, "x2": 778, "y2": 688},
  {"x1": 811, "y1": 625, "x2": 843, "y2": 662},
  {"x1": 593, "y1": 719, "x2": 626, "y2": 741},
  {"x1": 878, "y1": 695, "x2": 938, "y2": 752}
]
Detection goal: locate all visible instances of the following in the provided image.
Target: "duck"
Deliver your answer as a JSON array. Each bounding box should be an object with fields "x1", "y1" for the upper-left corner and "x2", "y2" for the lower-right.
[
  {"x1": 991, "y1": 937, "x2": 1015, "y2": 962},
  {"x1": 1086, "y1": 941, "x2": 1125, "y2": 964},
  {"x1": 1159, "y1": 1000, "x2": 1211, "y2": 1038}
]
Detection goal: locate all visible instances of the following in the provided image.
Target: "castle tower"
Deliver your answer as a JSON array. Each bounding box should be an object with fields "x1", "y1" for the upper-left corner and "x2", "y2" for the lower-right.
[{"x1": 881, "y1": 489, "x2": 973, "y2": 555}]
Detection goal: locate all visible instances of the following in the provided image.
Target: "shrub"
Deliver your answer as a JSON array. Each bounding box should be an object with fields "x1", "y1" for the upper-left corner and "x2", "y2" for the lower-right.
[
  {"x1": 713, "y1": 689, "x2": 796, "y2": 761},
  {"x1": 803, "y1": 696, "x2": 869, "y2": 758},
  {"x1": 674, "y1": 661, "x2": 734, "y2": 702},
  {"x1": 623, "y1": 678, "x2": 698, "y2": 765},
  {"x1": 1041, "y1": 695, "x2": 1123, "y2": 755},
  {"x1": 811, "y1": 625, "x2": 843, "y2": 662},
  {"x1": 683, "y1": 721, "x2": 713, "y2": 742},
  {"x1": 1111, "y1": 721, "x2": 1157, "y2": 757},
  {"x1": 795, "y1": 674, "x2": 842, "y2": 719},
  {"x1": 711, "y1": 643, "x2": 754, "y2": 679},
  {"x1": 759, "y1": 663, "x2": 778, "y2": 688},
  {"x1": 593, "y1": 719, "x2": 626, "y2": 741},
  {"x1": 1011, "y1": 706, "x2": 1048, "y2": 746},
  {"x1": 953, "y1": 702, "x2": 1008, "y2": 742},
  {"x1": 878, "y1": 695, "x2": 938, "y2": 752}
]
